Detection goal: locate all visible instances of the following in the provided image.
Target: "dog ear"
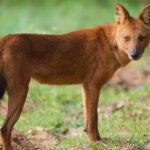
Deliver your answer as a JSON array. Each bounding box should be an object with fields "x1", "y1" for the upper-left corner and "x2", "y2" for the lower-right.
[
  {"x1": 115, "y1": 3, "x2": 130, "y2": 24},
  {"x1": 139, "y1": 5, "x2": 150, "y2": 25}
]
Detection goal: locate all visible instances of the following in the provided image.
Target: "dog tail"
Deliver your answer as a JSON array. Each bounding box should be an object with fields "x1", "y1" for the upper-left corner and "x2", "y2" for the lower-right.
[
  {"x1": 0, "y1": 39, "x2": 6, "y2": 100},
  {"x1": 0, "y1": 50, "x2": 6, "y2": 100},
  {"x1": 0, "y1": 72, "x2": 6, "y2": 100}
]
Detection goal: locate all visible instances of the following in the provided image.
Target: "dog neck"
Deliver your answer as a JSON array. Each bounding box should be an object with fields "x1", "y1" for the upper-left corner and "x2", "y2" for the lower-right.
[
  {"x1": 112, "y1": 44, "x2": 131, "y2": 66},
  {"x1": 102, "y1": 23, "x2": 131, "y2": 67}
]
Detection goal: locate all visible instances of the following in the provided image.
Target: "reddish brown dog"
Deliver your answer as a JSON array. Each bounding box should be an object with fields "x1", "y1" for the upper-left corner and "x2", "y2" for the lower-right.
[{"x1": 0, "y1": 4, "x2": 150, "y2": 149}]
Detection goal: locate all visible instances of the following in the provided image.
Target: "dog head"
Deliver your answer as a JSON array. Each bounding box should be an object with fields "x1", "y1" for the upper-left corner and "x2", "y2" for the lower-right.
[{"x1": 115, "y1": 4, "x2": 150, "y2": 61}]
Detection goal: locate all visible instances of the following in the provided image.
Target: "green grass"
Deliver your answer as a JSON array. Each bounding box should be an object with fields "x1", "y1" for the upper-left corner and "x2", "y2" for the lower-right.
[
  {"x1": 0, "y1": 0, "x2": 146, "y2": 36},
  {"x1": 17, "y1": 82, "x2": 83, "y2": 132},
  {"x1": 20, "y1": 84, "x2": 150, "y2": 149},
  {"x1": 0, "y1": 0, "x2": 150, "y2": 149},
  {"x1": 1, "y1": 83, "x2": 150, "y2": 149}
]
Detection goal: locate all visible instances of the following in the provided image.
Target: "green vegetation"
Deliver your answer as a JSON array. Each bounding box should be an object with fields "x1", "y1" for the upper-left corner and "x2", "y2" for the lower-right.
[
  {"x1": 0, "y1": 0, "x2": 147, "y2": 36},
  {"x1": 0, "y1": 0, "x2": 149, "y2": 149}
]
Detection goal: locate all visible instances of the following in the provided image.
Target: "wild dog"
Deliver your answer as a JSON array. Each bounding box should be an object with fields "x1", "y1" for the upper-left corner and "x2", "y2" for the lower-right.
[{"x1": 0, "y1": 3, "x2": 149, "y2": 150}]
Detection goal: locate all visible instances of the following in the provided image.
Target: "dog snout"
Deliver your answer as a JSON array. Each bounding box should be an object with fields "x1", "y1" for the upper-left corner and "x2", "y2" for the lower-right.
[{"x1": 131, "y1": 50, "x2": 139, "y2": 60}]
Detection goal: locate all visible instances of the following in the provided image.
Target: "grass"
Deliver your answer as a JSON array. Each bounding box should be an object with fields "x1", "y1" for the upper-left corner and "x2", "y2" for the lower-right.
[
  {"x1": 0, "y1": 0, "x2": 150, "y2": 149},
  {"x1": 1, "y1": 83, "x2": 150, "y2": 149},
  {"x1": 22, "y1": 84, "x2": 150, "y2": 149},
  {"x1": 0, "y1": 0, "x2": 146, "y2": 36}
]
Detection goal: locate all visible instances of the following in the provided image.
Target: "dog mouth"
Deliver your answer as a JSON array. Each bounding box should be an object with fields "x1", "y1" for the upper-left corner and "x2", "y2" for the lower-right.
[
  {"x1": 129, "y1": 57, "x2": 140, "y2": 61},
  {"x1": 130, "y1": 56, "x2": 140, "y2": 60}
]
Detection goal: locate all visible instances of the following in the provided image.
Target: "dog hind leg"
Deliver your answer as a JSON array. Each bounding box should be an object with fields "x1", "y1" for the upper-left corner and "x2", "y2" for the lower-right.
[
  {"x1": 0, "y1": 54, "x2": 30, "y2": 150},
  {"x1": 1, "y1": 76, "x2": 30, "y2": 150}
]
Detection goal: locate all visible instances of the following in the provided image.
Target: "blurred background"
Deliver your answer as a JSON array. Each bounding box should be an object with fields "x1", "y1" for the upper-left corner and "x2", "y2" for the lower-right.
[
  {"x1": 0, "y1": 0, "x2": 149, "y2": 35},
  {"x1": 0, "y1": 0, "x2": 150, "y2": 149}
]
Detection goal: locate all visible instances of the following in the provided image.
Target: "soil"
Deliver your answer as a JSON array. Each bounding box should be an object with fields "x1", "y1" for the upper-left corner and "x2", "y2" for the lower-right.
[{"x1": 0, "y1": 129, "x2": 35, "y2": 150}]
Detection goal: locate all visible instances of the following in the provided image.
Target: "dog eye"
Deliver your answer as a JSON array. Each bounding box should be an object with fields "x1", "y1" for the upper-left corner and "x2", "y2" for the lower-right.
[
  {"x1": 138, "y1": 35, "x2": 146, "y2": 42},
  {"x1": 124, "y1": 36, "x2": 130, "y2": 42}
]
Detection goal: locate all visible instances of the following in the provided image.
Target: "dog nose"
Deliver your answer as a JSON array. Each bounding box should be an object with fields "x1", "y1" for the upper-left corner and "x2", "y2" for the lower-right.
[{"x1": 131, "y1": 50, "x2": 139, "y2": 59}]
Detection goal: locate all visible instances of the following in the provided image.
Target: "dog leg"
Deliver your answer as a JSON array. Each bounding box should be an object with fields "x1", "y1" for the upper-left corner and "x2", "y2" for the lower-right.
[
  {"x1": 1, "y1": 72, "x2": 30, "y2": 150},
  {"x1": 82, "y1": 83, "x2": 101, "y2": 142}
]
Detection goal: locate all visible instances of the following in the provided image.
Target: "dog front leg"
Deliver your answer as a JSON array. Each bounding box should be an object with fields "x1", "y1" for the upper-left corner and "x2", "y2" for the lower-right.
[{"x1": 82, "y1": 83, "x2": 101, "y2": 142}]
